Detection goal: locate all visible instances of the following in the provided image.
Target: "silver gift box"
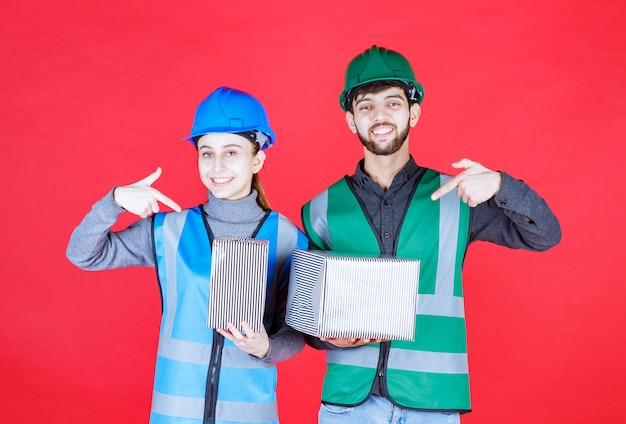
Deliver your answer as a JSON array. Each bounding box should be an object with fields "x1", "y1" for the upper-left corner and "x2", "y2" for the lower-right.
[
  {"x1": 286, "y1": 250, "x2": 420, "y2": 341},
  {"x1": 207, "y1": 237, "x2": 269, "y2": 333}
]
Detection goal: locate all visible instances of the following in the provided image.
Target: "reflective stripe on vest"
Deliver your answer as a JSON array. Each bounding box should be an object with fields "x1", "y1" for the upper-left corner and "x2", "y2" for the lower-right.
[
  {"x1": 302, "y1": 170, "x2": 471, "y2": 411},
  {"x1": 151, "y1": 393, "x2": 279, "y2": 423},
  {"x1": 152, "y1": 207, "x2": 306, "y2": 424}
]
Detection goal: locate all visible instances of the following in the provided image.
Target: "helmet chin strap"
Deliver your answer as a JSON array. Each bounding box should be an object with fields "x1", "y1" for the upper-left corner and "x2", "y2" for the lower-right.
[
  {"x1": 402, "y1": 82, "x2": 420, "y2": 103},
  {"x1": 236, "y1": 130, "x2": 272, "y2": 150}
]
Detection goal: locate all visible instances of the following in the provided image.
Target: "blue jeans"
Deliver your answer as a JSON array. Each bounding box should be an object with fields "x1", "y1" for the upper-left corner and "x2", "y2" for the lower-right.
[{"x1": 318, "y1": 396, "x2": 460, "y2": 424}]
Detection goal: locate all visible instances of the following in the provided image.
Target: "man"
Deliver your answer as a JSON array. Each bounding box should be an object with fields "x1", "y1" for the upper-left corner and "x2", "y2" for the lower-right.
[{"x1": 301, "y1": 45, "x2": 561, "y2": 424}]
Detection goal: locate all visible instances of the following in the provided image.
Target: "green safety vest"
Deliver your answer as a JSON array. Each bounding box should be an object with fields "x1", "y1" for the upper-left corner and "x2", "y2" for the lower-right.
[{"x1": 301, "y1": 169, "x2": 471, "y2": 411}]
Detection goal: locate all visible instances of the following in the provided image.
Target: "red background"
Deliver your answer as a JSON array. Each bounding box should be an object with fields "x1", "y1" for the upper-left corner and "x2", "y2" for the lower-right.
[{"x1": 2, "y1": 1, "x2": 625, "y2": 423}]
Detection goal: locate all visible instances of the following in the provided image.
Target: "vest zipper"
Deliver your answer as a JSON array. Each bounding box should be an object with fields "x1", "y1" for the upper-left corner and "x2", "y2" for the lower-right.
[
  {"x1": 376, "y1": 341, "x2": 391, "y2": 396},
  {"x1": 203, "y1": 330, "x2": 224, "y2": 424}
]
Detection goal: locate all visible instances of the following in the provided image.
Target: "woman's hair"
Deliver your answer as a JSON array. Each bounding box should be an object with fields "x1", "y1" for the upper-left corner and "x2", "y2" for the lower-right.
[
  {"x1": 193, "y1": 132, "x2": 271, "y2": 210},
  {"x1": 252, "y1": 173, "x2": 270, "y2": 210},
  {"x1": 247, "y1": 137, "x2": 271, "y2": 210}
]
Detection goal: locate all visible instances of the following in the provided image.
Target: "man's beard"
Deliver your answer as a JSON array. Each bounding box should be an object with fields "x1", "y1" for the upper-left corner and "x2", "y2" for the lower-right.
[{"x1": 358, "y1": 120, "x2": 410, "y2": 156}]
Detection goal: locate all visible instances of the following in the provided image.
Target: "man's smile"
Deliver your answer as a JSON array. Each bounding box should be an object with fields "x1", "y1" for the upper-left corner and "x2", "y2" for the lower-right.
[{"x1": 371, "y1": 124, "x2": 395, "y2": 137}]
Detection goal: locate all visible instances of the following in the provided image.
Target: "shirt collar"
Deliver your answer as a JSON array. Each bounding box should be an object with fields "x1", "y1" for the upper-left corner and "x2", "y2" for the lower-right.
[{"x1": 353, "y1": 156, "x2": 421, "y2": 190}]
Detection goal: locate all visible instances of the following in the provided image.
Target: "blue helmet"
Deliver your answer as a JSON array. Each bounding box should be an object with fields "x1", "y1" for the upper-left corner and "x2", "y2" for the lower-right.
[{"x1": 183, "y1": 86, "x2": 276, "y2": 149}]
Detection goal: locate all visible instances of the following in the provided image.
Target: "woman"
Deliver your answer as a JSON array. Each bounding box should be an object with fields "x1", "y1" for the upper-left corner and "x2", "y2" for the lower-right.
[{"x1": 66, "y1": 86, "x2": 308, "y2": 424}]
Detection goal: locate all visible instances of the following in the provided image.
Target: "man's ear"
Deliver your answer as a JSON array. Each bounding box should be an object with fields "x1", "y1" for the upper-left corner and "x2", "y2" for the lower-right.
[
  {"x1": 253, "y1": 150, "x2": 266, "y2": 174},
  {"x1": 346, "y1": 111, "x2": 357, "y2": 133},
  {"x1": 409, "y1": 103, "x2": 421, "y2": 127}
]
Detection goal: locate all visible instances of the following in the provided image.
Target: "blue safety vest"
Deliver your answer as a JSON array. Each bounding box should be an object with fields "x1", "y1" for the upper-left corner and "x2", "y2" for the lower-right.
[{"x1": 151, "y1": 206, "x2": 307, "y2": 424}]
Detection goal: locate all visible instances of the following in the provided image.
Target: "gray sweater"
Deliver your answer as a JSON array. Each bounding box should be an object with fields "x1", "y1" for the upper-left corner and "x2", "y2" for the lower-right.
[{"x1": 66, "y1": 189, "x2": 304, "y2": 363}]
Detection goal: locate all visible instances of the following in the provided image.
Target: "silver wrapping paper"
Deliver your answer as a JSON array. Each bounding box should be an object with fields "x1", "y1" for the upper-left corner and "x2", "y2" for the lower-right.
[
  {"x1": 286, "y1": 250, "x2": 420, "y2": 341},
  {"x1": 207, "y1": 237, "x2": 269, "y2": 333}
]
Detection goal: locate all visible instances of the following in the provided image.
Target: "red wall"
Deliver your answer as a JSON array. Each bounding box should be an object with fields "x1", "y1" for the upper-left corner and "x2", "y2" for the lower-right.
[{"x1": 2, "y1": 1, "x2": 625, "y2": 423}]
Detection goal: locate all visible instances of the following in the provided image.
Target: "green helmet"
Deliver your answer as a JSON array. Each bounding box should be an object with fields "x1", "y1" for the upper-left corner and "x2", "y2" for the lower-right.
[{"x1": 339, "y1": 45, "x2": 424, "y2": 111}]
